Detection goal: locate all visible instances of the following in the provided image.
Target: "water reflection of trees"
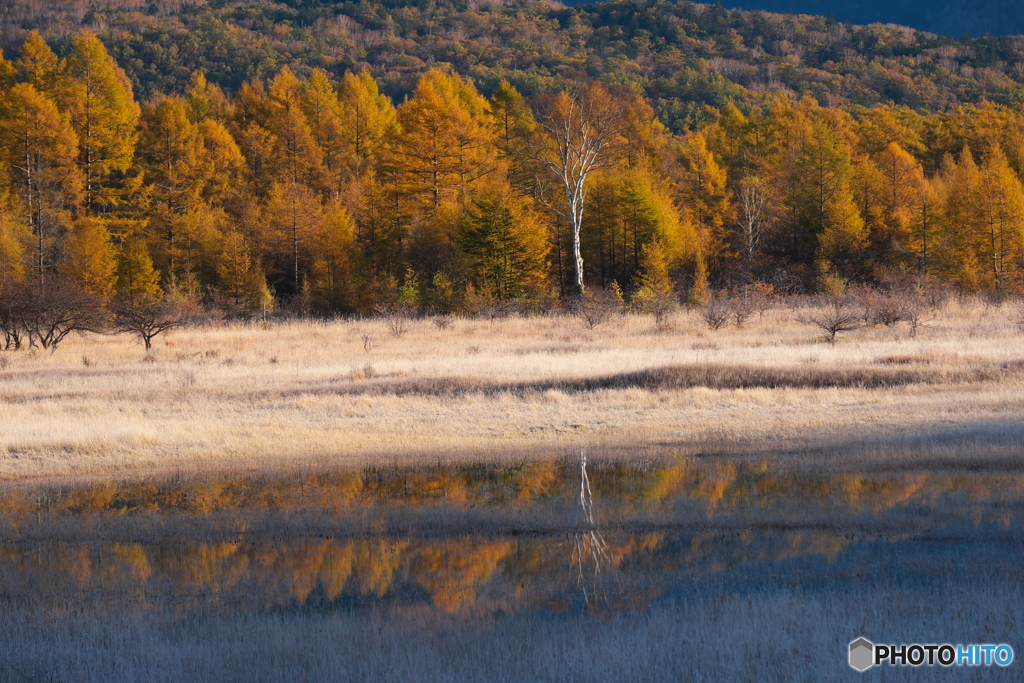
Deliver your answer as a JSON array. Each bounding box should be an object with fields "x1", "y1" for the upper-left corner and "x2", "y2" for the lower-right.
[
  {"x1": 2, "y1": 460, "x2": 1022, "y2": 528},
  {"x1": 1, "y1": 458, "x2": 1022, "y2": 617},
  {"x1": 571, "y1": 452, "x2": 609, "y2": 611},
  {"x1": 0, "y1": 529, "x2": 866, "y2": 618}
]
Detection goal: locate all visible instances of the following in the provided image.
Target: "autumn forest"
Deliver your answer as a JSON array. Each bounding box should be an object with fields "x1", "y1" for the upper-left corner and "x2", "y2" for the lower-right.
[{"x1": 3, "y1": 1, "x2": 1024, "y2": 335}]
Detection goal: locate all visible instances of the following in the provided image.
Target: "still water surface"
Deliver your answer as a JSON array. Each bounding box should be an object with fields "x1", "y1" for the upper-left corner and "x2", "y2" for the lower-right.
[{"x1": 2, "y1": 455, "x2": 1022, "y2": 619}]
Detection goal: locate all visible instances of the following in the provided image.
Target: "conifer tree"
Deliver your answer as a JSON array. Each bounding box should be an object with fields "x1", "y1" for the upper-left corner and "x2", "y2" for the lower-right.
[
  {"x1": 457, "y1": 196, "x2": 548, "y2": 300},
  {"x1": 307, "y1": 200, "x2": 357, "y2": 313},
  {"x1": 217, "y1": 229, "x2": 272, "y2": 314},
  {"x1": 940, "y1": 147, "x2": 985, "y2": 289},
  {"x1": 488, "y1": 81, "x2": 536, "y2": 195},
  {"x1": 874, "y1": 142, "x2": 924, "y2": 260},
  {"x1": 199, "y1": 119, "x2": 247, "y2": 207},
  {"x1": 676, "y1": 131, "x2": 733, "y2": 278},
  {"x1": 136, "y1": 95, "x2": 207, "y2": 278},
  {"x1": 63, "y1": 217, "x2": 117, "y2": 299},
  {"x1": 267, "y1": 67, "x2": 328, "y2": 194},
  {"x1": 185, "y1": 73, "x2": 232, "y2": 124},
  {"x1": 0, "y1": 189, "x2": 26, "y2": 289},
  {"x1": 0, "y1": 50, "x2": 15, "y2": 91},
  {"x1": 392, "y1": 69, "x2": 495, "y2": 213},
  {"x1": 978, "y1": 145, "x2": 1024, "y2": 291},
  {"x1": 301, "y1": 69, "x2": 346, "y2": 189},
  {"x1": 0, "y1": 83, "x2": 84, "y2": 287},
  {"x1": 261, "y1": 181, "x2": 324, "y2": 298},
  {"x1": 15, "y1": 32, "x2": 60, "y2": 96},
  {"x1": 61, "y1": 30, "x2": 141, "y2": 215},
  {"x1": 337, "y1": 71, "x2": 397, "y2": 176},
  {"x1": 792, "y1": 120, "x2": 866, "y2": 279},
  {"x1": 115, "y1": 231, "x2": 161, "y2": 302}
]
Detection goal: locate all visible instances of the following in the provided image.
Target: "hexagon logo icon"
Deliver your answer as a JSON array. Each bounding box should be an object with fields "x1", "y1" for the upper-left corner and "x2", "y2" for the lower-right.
[{"x1": 849, "y1": 637, "x2": 875, "y2": 672}]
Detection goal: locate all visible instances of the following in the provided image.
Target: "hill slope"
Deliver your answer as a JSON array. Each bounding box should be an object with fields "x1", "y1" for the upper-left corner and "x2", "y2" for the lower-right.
[
  {"x1": 2, "y1": 0, "x2": 1024, "y2": 129},
  {"x1": 725, "y1": 0, "x2": 1024, "y2": 38}
]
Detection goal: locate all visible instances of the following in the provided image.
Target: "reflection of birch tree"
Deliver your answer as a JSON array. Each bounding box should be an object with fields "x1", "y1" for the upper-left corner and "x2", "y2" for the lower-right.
[{"x1": 572, "y1": 450, "x2": 609, "y2": 610}]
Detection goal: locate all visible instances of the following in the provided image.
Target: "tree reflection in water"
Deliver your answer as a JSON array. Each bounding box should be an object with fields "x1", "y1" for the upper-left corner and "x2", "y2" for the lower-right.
[
  {"x1": 1, "y1": 454, "x2": 1023, "y2": 620},
  {"x1": 572, "y1": 450, "x2": 609, "y2": 611}
]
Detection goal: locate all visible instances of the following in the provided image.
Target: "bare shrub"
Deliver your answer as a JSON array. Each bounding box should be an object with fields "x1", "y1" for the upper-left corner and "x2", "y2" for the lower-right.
[
  {"x1": 747, "y1": 281, "x2": 776, "y2": 317},
  {"x1": 807, "y1": 297, "x2": 861, "y2": 345},
  {"x1": 728, "y1": 296, "x2": 754, "y2": 327},
  {"x1": 361, "y1": 332, "x2": 376, "y2": 353},
  {"x1": 375, "y1": 304, "x2": 414, "y2": 338},
  {"x1": 113, "y1": 294, "x2": 198, "y2": 351},
  {"x1": 572, "y1": 290, "x2": 620, "y2": 330},
  {"x1": 1008, "y1": 298, "x2": 1024, "y2": 334},
  {"x1": 868, "y1": 291, "x2": 905, "y2": 327},
  {"x1": 896, "y1": 286, "x2": 935, "y2": 338},
  {"x1": 700, "y1": 296, "x2": 730, "y2": 330},
  {"x1": 4, "y1": 282, "x2": 106, "y2": 351}
]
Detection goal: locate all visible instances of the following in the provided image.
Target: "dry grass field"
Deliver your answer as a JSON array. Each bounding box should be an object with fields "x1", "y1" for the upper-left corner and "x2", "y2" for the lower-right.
[
  {"x1": 3, "y1": 297, "x2": 1024, "y2": 682},
  {"x1": 1, "y1": 296, "x2": 1023, "y2": 483}
]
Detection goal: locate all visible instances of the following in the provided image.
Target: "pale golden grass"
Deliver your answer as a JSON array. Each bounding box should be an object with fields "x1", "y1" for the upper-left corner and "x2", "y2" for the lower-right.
[{"x1": 1, "y1": 297, "x2": 1023, "y2": 482}]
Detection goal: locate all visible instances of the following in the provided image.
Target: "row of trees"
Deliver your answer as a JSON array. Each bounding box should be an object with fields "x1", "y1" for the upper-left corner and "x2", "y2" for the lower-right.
[{"x1": 2, "y1": 30, "x2": 1024, "y2": 332}]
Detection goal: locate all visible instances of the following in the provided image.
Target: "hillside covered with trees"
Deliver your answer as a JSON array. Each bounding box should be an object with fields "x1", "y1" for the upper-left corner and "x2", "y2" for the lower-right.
[
  {"x1": 725, "y1": 0, "x2": 1024, "y2": 39},
  {"x1": 3, "y1": 1, "x2": 1024, "y2": 340}
]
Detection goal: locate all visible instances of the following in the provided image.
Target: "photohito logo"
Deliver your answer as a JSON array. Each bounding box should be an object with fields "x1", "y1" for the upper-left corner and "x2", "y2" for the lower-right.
[{"x1": 848, "y1": 638, "x2": 1014, "y2": 672}]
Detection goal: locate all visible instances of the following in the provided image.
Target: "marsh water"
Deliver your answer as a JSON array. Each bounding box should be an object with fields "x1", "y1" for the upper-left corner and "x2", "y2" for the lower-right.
[{"x1": 2, "y1": 453, "x2": 1023, "y2": 624}]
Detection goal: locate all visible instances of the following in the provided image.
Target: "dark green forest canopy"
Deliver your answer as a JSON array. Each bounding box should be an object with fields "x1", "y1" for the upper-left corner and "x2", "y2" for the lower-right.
[{"x1": 5, "y1": 0, "x2": 1024, "y2": 131}]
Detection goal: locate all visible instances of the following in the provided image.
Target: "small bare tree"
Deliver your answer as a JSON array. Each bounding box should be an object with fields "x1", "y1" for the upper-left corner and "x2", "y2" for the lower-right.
[
  {"x1": 700, "y1": 295, "x2": 731, "y2": 330},
  {"x1": 375, "y1": 304, "x2": 413, "y2": 337},
  {"x1": 113, "y1": 293, "x2": 197, "y2": 351},
  {"x1": 531, "y1": 84, "x2": 628, "y2": 299},
  {"x1": 808, "y1": 297, "x2": 861, "y2": 345},
  {"x1": 867, "y1": 290, "x2": 905, "y2": 327},
  {"x1": 1010, "y1": 298, "x2": 1024, "y2": 334},
  {"x1": 9, "y1": 281, "x2": 106, "y2": 351},
  {"x1": 0, "y1": 285, "x2": 27, "y2": 349},
  {"x1": 572, "y1": 289, "x2": 619, "y2": 329}
]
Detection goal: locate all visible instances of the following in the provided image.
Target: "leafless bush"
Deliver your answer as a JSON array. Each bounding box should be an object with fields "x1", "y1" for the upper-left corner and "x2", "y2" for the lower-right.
[
  {"x1": 700, "y1": 296, "x2": 730, "y2": 330},
  {"x1": 374, "y1": 304, "x2": 414, "y2": 338},
  {"x1": 895, "y1": 287, "x2": 935, "y2": 338},
  {"x1": 806, "y1": 297, "x2": 861, "y2": 345},
  {"x1": 867, "y1": 291, "x2": 905, "y2": 327},
  {"x1": 2, "y1": 281, "x2": 107, "y2": 351},
  {"x1": 922, "y1": 282, "x2": 952, "y2": 311},
  {"x1": 729, "y1": 296, "x2": 755, "y2": 327},
  {"x1": 113, "y1": 294, "x2": 198, "y2": 351},
  {"x1": 0, "y1": 290, "x2": 26, "y2": 349},
  {"x1": 572, "y1": 290, "x2": 620, "y2": 330},
  {"x1": 478, "y1": 300, "x2": 521, "y2": 321},
  {"x1": 1008, "y1": 298, "x2": 1024, "y2": 334},
  {"x1": 746, "y1": 281, "x2": 776, "y2": 317}
]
